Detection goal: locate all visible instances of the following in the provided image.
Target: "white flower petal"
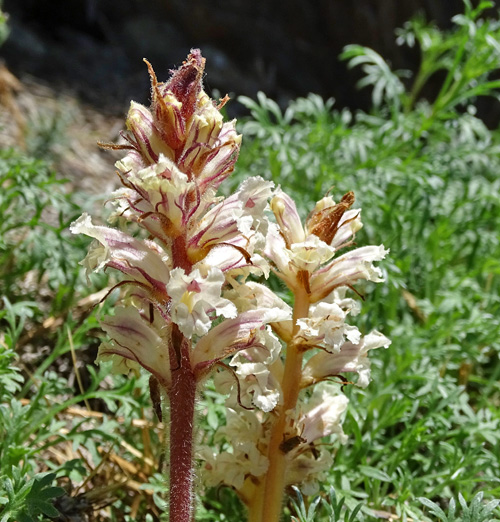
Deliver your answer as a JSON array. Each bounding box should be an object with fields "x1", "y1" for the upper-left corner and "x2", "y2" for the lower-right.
[
  {"x1": 271, "y1": 187, "x2": 306, "y2": 245},
  {"x1": 301, "y1": 330, "x2": 391, "y2": 388},
  {"x1": 168, "y1": 267, "x2": 237, "y2": 338},
  {"x1": 70, "y1": 213, "x2": 170, "y2": 291}
]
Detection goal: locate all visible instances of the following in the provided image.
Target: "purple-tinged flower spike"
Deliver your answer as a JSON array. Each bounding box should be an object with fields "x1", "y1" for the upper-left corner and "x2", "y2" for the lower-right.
[
  {"x1": 72, "y1": 52, "x2": 278, "y2": 391},
  {"x1": 72, "y1": 50, "x2": 285, "y2": 522},
  {"x1": 104, "y1": 51, "x2": 242, "y2": 233}
]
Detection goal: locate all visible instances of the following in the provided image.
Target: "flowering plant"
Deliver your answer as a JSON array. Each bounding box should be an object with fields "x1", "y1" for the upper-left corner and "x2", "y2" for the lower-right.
[{"x1": 71, "y1": 49, "x2": 389, "y2": 522}]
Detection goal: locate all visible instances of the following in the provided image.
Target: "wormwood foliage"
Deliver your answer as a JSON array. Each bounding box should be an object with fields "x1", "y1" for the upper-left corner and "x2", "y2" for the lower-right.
[
  {"x1": 0, "y1": 151, "x2": 160, "y2": 521},
  {"x1": 289, "y1": 488, "x2": 500, "y2": 522},
  {"x1": 1, "y1": 1, "x2": 500, "y2": 520},
  {"x1": 0, "y1": 150, "x2": 90, "y2": 309},
  {"x1": 419, "y1": 493, "x2": 500, "y2": 522}
]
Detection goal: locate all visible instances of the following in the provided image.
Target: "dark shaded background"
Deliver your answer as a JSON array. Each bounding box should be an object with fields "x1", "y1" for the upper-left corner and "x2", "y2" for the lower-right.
[{"x1": 0, "y1": 0, "x2": 487, "y2": 115}]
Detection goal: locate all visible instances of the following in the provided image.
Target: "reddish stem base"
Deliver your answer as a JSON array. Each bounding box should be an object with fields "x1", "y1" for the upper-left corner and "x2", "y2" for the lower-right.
[{"x1": 168, "y1": 328, "x2": 197, "y2": 522}]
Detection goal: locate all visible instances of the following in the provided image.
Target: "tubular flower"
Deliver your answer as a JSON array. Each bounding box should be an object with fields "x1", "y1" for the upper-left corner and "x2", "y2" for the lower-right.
[
  {"x1": 98, "y1": 306, "x2": 171, "y2": 387},
  {"x1": 281, "y1": 383, "x2": 349, "y2": 495},
  {"x1": 301, "y1": 329, "x2": 391, "y2": 388},
  {"x1": 70, "y1": 213, "x2": 171, "y2": 299}
]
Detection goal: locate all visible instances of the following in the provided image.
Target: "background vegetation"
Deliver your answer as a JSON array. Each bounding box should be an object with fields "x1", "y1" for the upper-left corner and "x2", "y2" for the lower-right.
[{"x1": 1, "y1": 1, "x2": 500, "y2": 520}]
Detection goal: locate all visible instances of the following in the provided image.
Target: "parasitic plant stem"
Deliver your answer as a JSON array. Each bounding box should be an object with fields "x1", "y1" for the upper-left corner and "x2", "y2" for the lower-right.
[
  {"x1": 168, "y1": 325, "x2": 197, "y2": 522},
  {"x1": 248, "y1": 287, "x2": 310, "y2": 522}
]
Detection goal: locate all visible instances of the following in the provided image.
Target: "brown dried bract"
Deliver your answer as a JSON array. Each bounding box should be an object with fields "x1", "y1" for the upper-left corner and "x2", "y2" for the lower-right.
[{"x1": 307, "y1": 191, "x2": 355, "y2": 244}]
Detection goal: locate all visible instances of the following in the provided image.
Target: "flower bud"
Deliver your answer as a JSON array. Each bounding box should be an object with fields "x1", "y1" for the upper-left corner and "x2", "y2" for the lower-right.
[
  {"x1": 126, "y1": 101, "x2": 174, "y2": 165},
  {"x1": 270, "y1": 188, "x2": 306, "y2": 247}
]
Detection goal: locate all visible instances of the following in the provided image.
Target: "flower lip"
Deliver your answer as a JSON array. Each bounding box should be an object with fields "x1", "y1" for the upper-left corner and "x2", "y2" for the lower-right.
[{"x1": 167, "y1": 267, "x2": 237, "y2": 338}]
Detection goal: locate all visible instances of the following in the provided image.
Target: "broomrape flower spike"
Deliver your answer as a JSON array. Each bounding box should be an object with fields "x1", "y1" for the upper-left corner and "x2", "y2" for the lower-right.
[
  {"x1": 200, "y1": 189, "x2": 390, "y2": 519},
  {"x1": 71, "y1": 49, "x2": 389, "y2": 522},
  {"x1": 71, "y1": 49, "x2": 277, "y2": 522}
]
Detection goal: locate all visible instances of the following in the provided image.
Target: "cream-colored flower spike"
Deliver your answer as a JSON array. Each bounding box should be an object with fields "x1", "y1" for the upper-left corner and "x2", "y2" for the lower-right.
[{"x1": 203, "y1": 184, "x2": 390, "y2": 522}]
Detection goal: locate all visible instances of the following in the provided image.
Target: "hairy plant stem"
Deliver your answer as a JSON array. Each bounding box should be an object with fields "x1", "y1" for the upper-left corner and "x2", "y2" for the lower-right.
[
  {"x1": 247, "y1": 286, "x2": 310, "y2": 522},
  {"x1": 168, "y1": 324, "x2": 197, "y2": 522}
]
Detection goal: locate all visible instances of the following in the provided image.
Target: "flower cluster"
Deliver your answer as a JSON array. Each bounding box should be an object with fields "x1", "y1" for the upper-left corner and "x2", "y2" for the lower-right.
[
  {"x1": 71, "y1": 50, "x2": 279, "y2": 390},
  {"x1": 199, "y1": 187, "x2": 390, "y2": 508},
  {"x1": 71, "y1": 49, "x2": 389, "y2": 522}
]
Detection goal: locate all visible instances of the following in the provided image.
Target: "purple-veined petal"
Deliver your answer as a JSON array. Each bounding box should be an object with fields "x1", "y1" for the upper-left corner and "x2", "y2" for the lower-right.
[
  {"x1": 70, "y1": 213, "x2": 170, "y2": 295},
  {"x1": 270, "y1": 187, "x2": 306, "y2": 246},
  {"x1": 196, "y1": 122, "x2": 242, "y2": 191},
  {"x1": 237, "y1": 176, "x2": 274, "y2": 222},
  {"x1": 98, "y1": 306, "x2": 171, "y2": 386},
  {"x1": 191, "y1": 310, "x2": 270, "y2": 374},
  {"x1": 187, "y1": 193, "x2": 245, "y2": 252},
  {"x1": 189, "y1": 176, "x2": 273, "y2": 261},
  {"x1": 195, "y1": 243, "x2": 269, "y2": 278},
  {"x1": 224, "y1": 281, "x2": 292, "y2": 320},
  {"x1": 126, "y1": 101, "x2": 175, "y2": 164},
  {"x1": 181, "y1": 92, "x2": 224, "y2": 168},
  {"x1": 301, "y1": 330, "x2": 391, "y2": 388},
  {"x1": 309, "y1": 245, "x2": 388, "y2": 302},
  {"x1": 128, "y1": 155, "x2": 194, "y2": 233},
  {"x1": 264, "y1": 223, "x2": 294, "y2": 278}
]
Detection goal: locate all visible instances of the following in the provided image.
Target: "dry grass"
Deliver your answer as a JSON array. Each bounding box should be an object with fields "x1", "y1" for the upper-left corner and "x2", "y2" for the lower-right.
[{"x1": 0, "y1": 66, "x2": 126, "y2": 195}]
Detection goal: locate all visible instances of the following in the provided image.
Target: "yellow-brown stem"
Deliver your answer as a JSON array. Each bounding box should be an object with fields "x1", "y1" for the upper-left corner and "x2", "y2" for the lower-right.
[{"x1": 247, "y1": 286, "x2": 310, "y2": 522}]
